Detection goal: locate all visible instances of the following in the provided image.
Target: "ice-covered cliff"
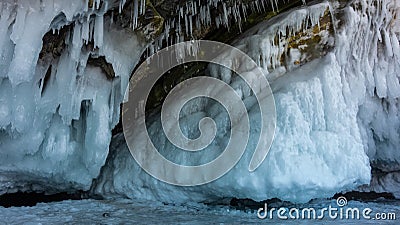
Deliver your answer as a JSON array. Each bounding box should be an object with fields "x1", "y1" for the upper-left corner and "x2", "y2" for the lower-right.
[
  {"x1": 0, "y1": 0, "x2": 399, "y2": 204},
  {"x1": 0, "y1": 0, "x2": 146, "y2": 193},
  {"x1": 93, "y1": 0, "x2": 400, "y2": 203}
]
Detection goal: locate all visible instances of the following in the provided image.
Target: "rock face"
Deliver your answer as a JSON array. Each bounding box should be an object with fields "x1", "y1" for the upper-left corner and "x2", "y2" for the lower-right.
[{"x1": 0, "y1": 0, "x2": 400, "y2": 204}]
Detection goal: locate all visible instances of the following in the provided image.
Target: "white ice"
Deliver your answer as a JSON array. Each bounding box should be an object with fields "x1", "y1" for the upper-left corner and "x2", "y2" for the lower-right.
[
  {"x1": 93, "y1": 0, "x2": 400, "y2": 203},
  {"x1": 0, "y1": 0, "x2": 147, "y2": 193}
]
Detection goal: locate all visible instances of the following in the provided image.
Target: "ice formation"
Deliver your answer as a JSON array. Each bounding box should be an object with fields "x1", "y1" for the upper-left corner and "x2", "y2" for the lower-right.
[
  {"x1": 146, "y1": 0, "x2": 306, "y2": 57},
  {"x1": 0, "y1": 0, "x2": 146, "y2": 193},
  {"x1": 93, "y1": 0, "x2": 400, "y2": 203},
  {"x1": 0, "y1": 0, "x2": 399, "y2": 204}
]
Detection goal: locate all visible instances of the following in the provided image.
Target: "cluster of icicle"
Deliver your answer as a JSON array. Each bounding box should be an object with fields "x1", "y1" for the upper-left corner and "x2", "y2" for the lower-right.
[
  {"x1": 240, "y1": 2, "x2": 329, "y2": 73},
  {"x1": 71, "y1": 0, "x2": 146, "y2": 50},
  {"x1": 135, "y1": 0, "x2": 307, "y2": 59},
  {"x1": 81, "y1": 0, "x2": 141, "y2": 48},
  {"x1": 207, "y1": 2, "x2": 330, "y2": 81},
  {"x1": 118, "y1": 0, "x2": 146, "y2": 29},
  {"x1": 0, "y1": 0, "x2": 145, "y2": 192},
  {"x1": 344, "y1": 0, "x2": 400, "y2": 167}
]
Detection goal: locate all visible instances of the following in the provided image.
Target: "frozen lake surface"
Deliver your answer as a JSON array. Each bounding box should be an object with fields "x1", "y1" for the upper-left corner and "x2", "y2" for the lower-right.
[{"x1": 0, "y1": 198, "x2": 398, "y2": 224}]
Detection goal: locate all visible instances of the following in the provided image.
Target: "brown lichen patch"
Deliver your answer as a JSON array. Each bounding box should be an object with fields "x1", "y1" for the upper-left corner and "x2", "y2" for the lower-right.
[
  {"x1": 141, "y1": 0, "x2": 165, "y2": 40},
  {"x1": 278, "y1": 7, "x2": 334, "y2": 69},
  {"x1": 88, "y1": 0, "x2": 94, "y2": 9},
  {"x1": 286, "y1": 9, "x2": 333, "y2": 49}
]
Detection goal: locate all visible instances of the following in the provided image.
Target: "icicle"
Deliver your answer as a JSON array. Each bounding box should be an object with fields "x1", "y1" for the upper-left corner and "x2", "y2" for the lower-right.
[
  {"x1": 111, "y1": 11, "x2": 114, "y2": 25},
  {"x1": 165, "y1": 20, "x2": 170, "y2": 45},
  {"x1": 234, "y1": 5, "x2": 242, "y2": 32},
  {"x1": 196, "y1": 14, "x2": 201, "y2": 29},
  {"x1": 171, "y1": 18, "x2": 175, "y2": 29},
  {"x1": 269, "y1": 0, "x2": 275, "y2": 12},
  {"x1": 120, "y1": 0, "x2": 127, "y2": 13},
  {"x1": 88, "y1": 19, "x2": 94, "y2": 43},
  {"x1": 82, "y1": 19, "x2": 90, "y2": 44},
  {"x1": 72, "y1": 22, "x2": 82, "y2": 48},
  {"x1": 222, "y1": 2, "x2": 229, "y2": 30},
  {"x1": 94, "y1": 15, "x2": 104, "y2": 48},
  {"x1": 95, "y1": 0, "x2": 101, "y2": 10},
  {"x1": 242, "y1": 4, "x2": 247, "y2": 22},
  {"x1": 255, "y1": 0, "x2": 260, "y2": 12},
  {"x1": 383, "y1": 29, "x2": 393, "y2": 58},
  {"x1": 84, "y1": 0, "x2": 89, "y2": 12},
  {"x1": 189, "y1": 15, "x2": 193, "y2": 36},
  {"x1": 207, "y1": 4, "x2": 211, "y2": 26},
  {"x1": 180, "y1": 6, "x2": 184, "y2": 18},
  {"x1": 215, "y1": 16, "x2": 220, "y2": 29},
  {"x1": 133, "y1": 0, "x2": 139, "y2": 29},
  {"x1": 200, "y1": 5, "x2": 204, "y2": 24},
  {"x1": 274, "y1": 0, "x2": 279, "y2": 12},
  {"x1": 178, "y1": 14, "x2": 182, "y2": 34},
  {"x1": 260, "y1": 0, "x2": 266, "y2": 11},
  {"x1": 102, "y1": 1, "x2": 109, "y2": 13},
  {"x1": 185, "y1": 14, "x2": 189, "y2": 36}
]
